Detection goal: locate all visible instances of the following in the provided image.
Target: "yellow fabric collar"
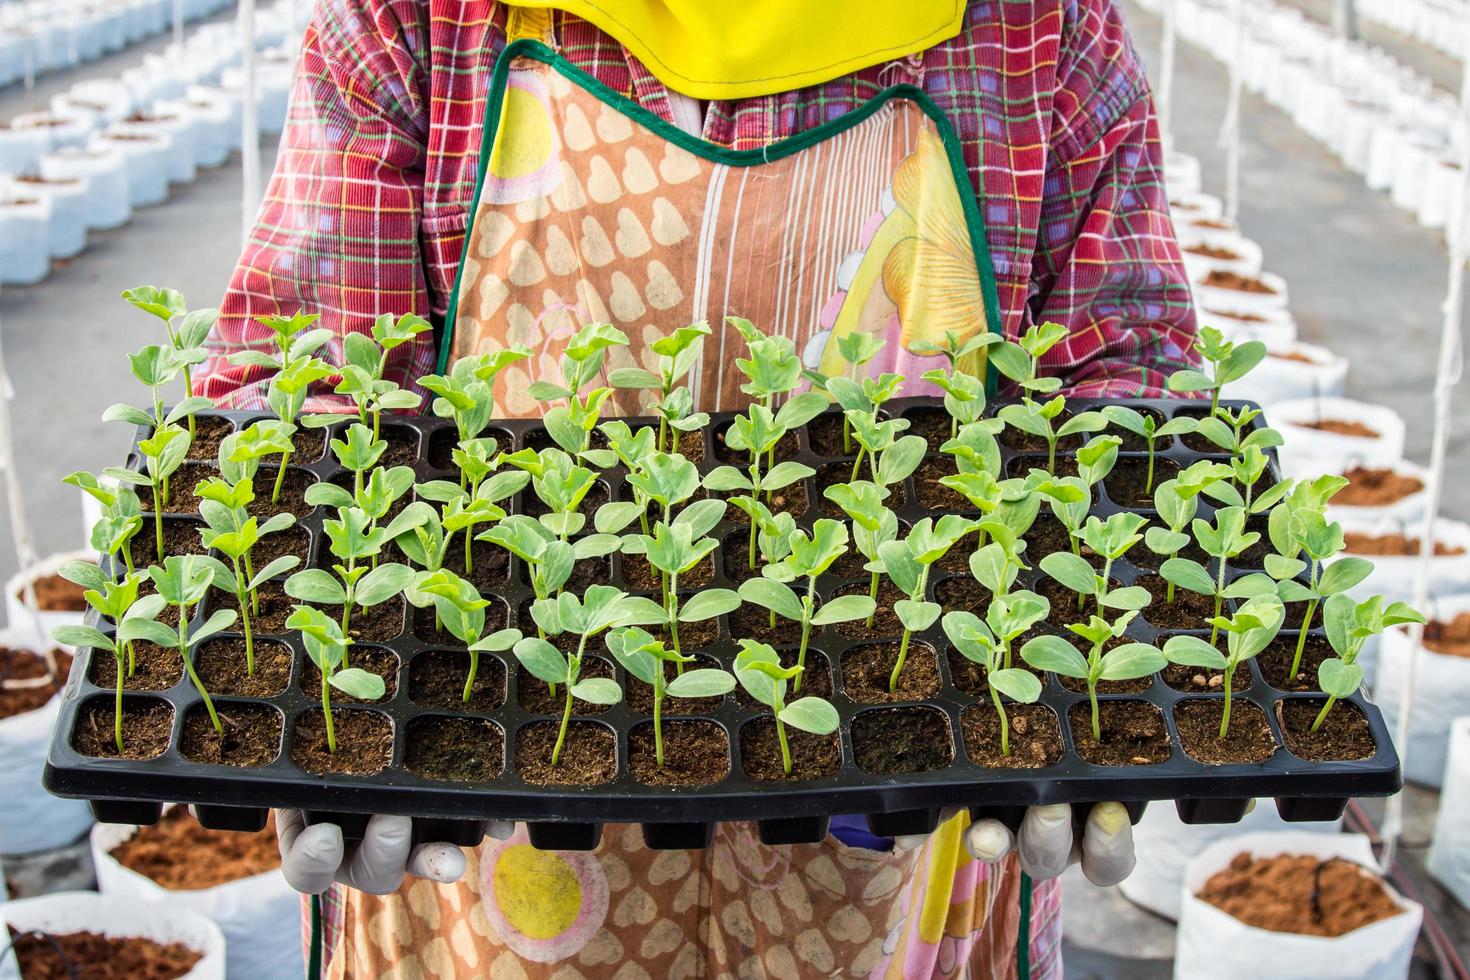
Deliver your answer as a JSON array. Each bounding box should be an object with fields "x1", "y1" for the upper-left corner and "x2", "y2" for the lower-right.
[{"x1": 506, "y1": 1, "x2": 964, "y2": 99}]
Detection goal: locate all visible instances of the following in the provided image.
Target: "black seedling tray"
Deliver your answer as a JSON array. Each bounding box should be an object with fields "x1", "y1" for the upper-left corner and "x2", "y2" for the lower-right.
[{"x1": 43, "y1": 399, "x2": 1402, "y2": 850}]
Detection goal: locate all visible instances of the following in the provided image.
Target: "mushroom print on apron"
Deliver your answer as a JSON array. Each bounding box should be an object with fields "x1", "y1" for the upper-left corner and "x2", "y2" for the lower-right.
[{"x1": 316, "y1": 13, "x2": 1068, "y2": 980}]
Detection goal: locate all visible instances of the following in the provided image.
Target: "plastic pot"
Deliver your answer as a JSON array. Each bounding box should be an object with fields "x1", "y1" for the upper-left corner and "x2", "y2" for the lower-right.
[
  {"x1": 1222, "y1": 340, "x2": 1347, "y2": 408},
  {"x1": 159, "y1": 94, "x2": 231, "y2": 167},
  {"x1": 1376, "y1": 595, "x2": 1470, "y2": 787},
  {"x1": 1270, "y1": 396, "x2": 1406, "y2": 476},
  {"x1": 0, "y1": 891, "x2": 225, "y2": 980},
  {"x1": 1416, "y1": 156, "x2": 1461, "y2": 231},
  {"x1": 1426, "y1": 716, "x2": 1470, "y2": 907},
  {"x1": 0, "y1": 194, "x2": 51, "y2": 286},
  {"x1": 56, "y1": 78, "x2": 136, "y2": 125},
  {"x1": 1, "y1": 176, "x2": 88, "y2": 259},
  {"x1": 40, "y1": 147, "x2": 132, "y2": 229},
  {"x1": 1174, "y1": 832, "x2": 1422, "y2": 980},
  {"x1": 1326, "y1": 458, "x2": 1428, "y2": 527},
  {"x1": 92, "y1": 813, "x2": 303, "y2": 980},
  {"x1": 0, "y1": 629, "x2": 92, "y2": 854},
  {"x1": 88, "y1": 129, "x2": 170, "y2": 208}
]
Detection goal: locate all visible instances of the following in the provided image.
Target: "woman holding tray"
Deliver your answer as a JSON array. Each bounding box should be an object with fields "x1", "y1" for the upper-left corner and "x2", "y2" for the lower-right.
[{"x1": 201, "y1": 0, "x2": 1193, "y2": 975}]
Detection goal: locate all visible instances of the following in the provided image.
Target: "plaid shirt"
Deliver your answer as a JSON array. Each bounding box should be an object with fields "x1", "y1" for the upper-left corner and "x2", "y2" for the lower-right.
[{"x1": 201, "y1": 0, "x2": 1197, "y2": 408}]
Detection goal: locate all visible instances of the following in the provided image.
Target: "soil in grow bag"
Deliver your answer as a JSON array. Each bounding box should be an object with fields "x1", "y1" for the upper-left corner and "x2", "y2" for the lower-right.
[
  {"x1": 8, "y1": 928, "x2": 202, "y2": 980},
  {"x1": 1423, "y1": 613, "x2": 1470, "y2": 657},
  {"x1": 109, "y1": 806, "x2": 281, "y2": 888},
  {"x1": 0, "y1": 647, "x2": 70, "y2": 718},
  {"x1": 1343, "y1": 532, "x2": 1465, "y2": 557},
  {"x1": 1337, "y1": 466, "x2": 1423, "y2": 506},
  {"x1": 1197, "y1": 852, "x2": 1402, "y2": 937},
  {"x1": 15, "y1": 570, "x2": 87, "y2": 612}
]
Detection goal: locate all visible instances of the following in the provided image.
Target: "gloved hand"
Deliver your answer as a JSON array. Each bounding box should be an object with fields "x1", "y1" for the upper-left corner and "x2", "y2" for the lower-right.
[
  {"x1": 896, "y1": 802, "x2": 1136, "y2": 887},
  {"x1": 275, "y1": 810, "x2": 513, "y2": 895}
]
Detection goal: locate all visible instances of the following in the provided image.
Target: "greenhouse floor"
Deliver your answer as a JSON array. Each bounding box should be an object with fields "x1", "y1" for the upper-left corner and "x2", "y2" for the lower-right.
[{"x1": 0, "y1": 0, "x2": 1465, "y2": 974}]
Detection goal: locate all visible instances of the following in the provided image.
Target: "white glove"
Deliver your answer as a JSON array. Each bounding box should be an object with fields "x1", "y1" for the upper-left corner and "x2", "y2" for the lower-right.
[
  {"x1": 896, "y1": 802, "x2": 1136, "y2": 887},
  {"x1": 275, "y1": 810, "x2": 512, "y2": 895}
]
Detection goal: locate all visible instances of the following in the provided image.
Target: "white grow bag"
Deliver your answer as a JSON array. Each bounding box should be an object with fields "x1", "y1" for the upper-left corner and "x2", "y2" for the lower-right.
[
  {"x1": 1336, "y1": 516, "x2": 1470, "y2": 604},
  {"x1": 40, "y1": 147, "x2": 131, "y2": 229},
  {"x1": 3, "y1": 550, "x2": 93, "y2": 648},
  {"x1": 112, "y1": 112, "x2": 195, "y2": 184},
  {"x1": 93, "y1": 814, "x2": 304, "y2": 980},
  {"x1": 1376, "y1": 595, "x2": 1470, "y2": 788},
  {"x1": 1223, "y1": 340, "x2": 1348, "y2": 407},
  {"x1": 1179, "y1": 232, "x2": 1265, "y2": 281},
  {"x1": 0, "y1": 629, "x2": 92, "y2": 854},
  {"x1": 0, "y1": 125, "x2": 49, "y2": 177},
  {"x1": 0, "y1": 892, "x2": 225, "y2": 980},
  {"x1": 0, "y1": 195, "x2": 51, "y2": 286},
  {"x1": 1, "y1": 177, "x2": 87, "y2": 259},
  {"x1": 1199, "y1": 305, "x2": 1299, "y2": 347},
  {"x1": 1191, "y1": 269, "x2": 1291, "y2": 319},
  {"x1": 89, "y1": 130, "x2": 170, "y2": 207},
  {"x1": 1271, "y1": 396, "x2": 1407, "y2": 477},
  {"x1": 1174, "y1": 832, "x2": 1422, "y2": 980},
  {"x1": 10, "y1": 111, "x2": 93, "y2": 153},
  {"x1": 1427, "y1": 716, "x2": 1470, "y2": 907}
]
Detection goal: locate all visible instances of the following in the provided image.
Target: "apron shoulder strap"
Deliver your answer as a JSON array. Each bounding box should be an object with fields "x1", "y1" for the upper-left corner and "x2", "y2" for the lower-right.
[{"x1": 505, "y1": 5, "x2": 555, "y2": 45}]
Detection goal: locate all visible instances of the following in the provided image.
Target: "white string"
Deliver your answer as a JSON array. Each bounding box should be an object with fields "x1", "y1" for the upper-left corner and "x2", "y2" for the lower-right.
[
  {"x1": 173, "y1": 0, "x2": 184, "y2": 50},
  {"x1": 239, "y1": 0, "x2": 261, "y2": 246},
  {"x1": 0, "y1": 303, "x2": 54, "y2": 671},
  {"x1": 1159, "y1": 0, "x2": 1179, "y2": 145},
  {"x1": 1218, "y1": 0, "x2": 1246, "y2": 226},
  {"x1": 1378, "y1": 1, "x2": 1470, "y2": 875}
]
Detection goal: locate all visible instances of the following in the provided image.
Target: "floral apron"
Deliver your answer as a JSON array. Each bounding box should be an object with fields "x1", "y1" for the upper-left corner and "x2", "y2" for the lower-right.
[{"x1": 318, "y1": 10, "x2": 1064, "y2": 978}]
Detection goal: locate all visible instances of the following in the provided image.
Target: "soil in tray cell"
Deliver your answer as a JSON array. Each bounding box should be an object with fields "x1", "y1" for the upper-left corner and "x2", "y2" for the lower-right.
[
  {"x1": 183, "y1": 413, "x2": 236, "y2": 461},
  {"x1": 1230, "y1": 514, "x2": 1272, "y2": 570},
  {"x1": 1025, "y1": 516, "x2": 1104, "y2": 570},
  {"x1": 409, "y1": 650, "x2": 506, "y2": 712},
  {"x1": 649, "y1": 611, "x2": 719, "y2": 652},
  {"x1": 998, "y1": 414, "x2": 1086, "y2": 453},
  {"x1": 206, "y1": 579, "x2": 296, "y2": 635},
  {"x1": 1038, "y1": 578, "x2": 1127, "y2": 632},
  {"x1": 429, "y1": 425, "x2": 513, "y2": 468},
  {"x1": 721, "y1": 528, "x2": 765, "y2": 584},
  {"x1": 913, "y1": 457, "x2": 970, "y2": 511},
  {"x1": 518, "y1": 655, "x2": 616, "y2": 715},
  {"x1": 420, "y1": 595, "x2": 510, "y2": 647},
  {"x1": 194, "y1": 636, "x2": 292, "y2": 697},
  {"x1": 1337, "y1": 465, "x2": 1423, "y2": 506},
  {"x1": 1004, "y1": 453, "x2": 1079, "y2": 480},
  {"x1": 1277, "y1": 698, "x2": 1375, "y2": 761},
  {"x1": 1258, "y1": 633, "x2": 1332, "y2": 691},
  {"x1": 109, "y1": 806, "x2": 281, "y2": 888},
  {"x1": 1103, "y1": 455, "x2": 1180, "y2": 509},
  {"x1": 729, "y1": 600, "x2": 806, "y2": 645},
  {"x1": 165, "y1": 465, "x2": 316, "y2": 519},
  {"x1": 947, "y1": 642, "x2": 1045, "y2": 697},
  {"x1": 243, "y1": 523, "x2": 312, "y2": 567},
  {"x1": 627, "y1": 653, "x2": 727, "y2": 714},
  {"x1": 369, "y1": 423, "x2": 421, "y2": 468},
  {"x1": 901, "y1": 405, "x2": 957, "y2": 453},
  {"x1": 739, "y1": 716, "x2": 841, "y2": 782},
  {"x1": 842, "y1": 641, "x2": 942, "y2": 704},
  {"x1": 629, "y1": 719, "x2": 731, "y2": 786},
  {"x1": 1068, "y1": 700, "x2": 1171, "y2": 766},
  {"x1": 1196, "y1": 852, "x2": 1404, "y2": 937},
  {"x1": 852, "y1": 705, "x2": 955, "y2": 775},
  {"x1": 734, "y1": 648, "x2": 832, "y2": 706},
  {"x1": 1174, "y1": 699, "x2": 1277, "y2": 764},
  {"x1": 713, "y1": 422, "x2": 800, "y2": 465},
  {"x1": 300, "y1": 646, "x2": 399, "y2": 703},
  {"x1": 831, "y1": 580, "x2": 908, "y2": 639},
  {"x1": 1127, "y1": 535, "x2": 1209, "y2": 571},
  {"x1": 1106, "y1": 408, "x2": 1167, "y2": 453},
  {"x1": 934, "y1": 574, "x2": 986, "y2": 614},
  {"x1": 1135, "y1": 576, "x2": 1221, "y2": 630},
  {"x1": 0, "y1": 647, "x2": 71, "y2": 719},
  {"x1": 89, "y1": 641, "x2": 181, "y2": 692},
  {"x1": 289, "y1": 425, "x2": 328, "y2": 462},
  {"x1": 515, "y1": 719, "x2": 617, "y2": 785},
  {"x1": 405, "y1": 715, "x2": 504, "y2": 782},
  {"x1": 1161, "y1": 656, "x2": 1246, "y2": 694},
  {"x1": 73, "y1": 697, "x2": 174, "y2": 760},
  {"x1": 519, "y1": 479, "x2": 612, "y2": 520},
  {"x1": 623, "y1": 552, "x2": 714, "y2": 591},
  {"x1": 129, "y1": 517, "x2": 207, "y2": 568},
  {"x1": 9, "y1": 928, "x2": 203, "y2": 980},
  {"x1": 807, "y1": 409, "x2": 860, "y2": 458},
  {"x1": 323, "y1": 596, "x2": 408, "y2": 645},
  {"x1": 1424, "y1": 612, "x2": 1470, "y2": 657},
  {"x1": 291, "y1": 709, "x2": 393, "y2": 775},
  {"x1": 719, "y1": 480, "x2": 809, "y2": 524},
  {"x1": 961, "y1": 703, "x2": 1063, "y2": 769},
  {"x1": 180, "y1": 702, "x2": 283, "y2": 768}
]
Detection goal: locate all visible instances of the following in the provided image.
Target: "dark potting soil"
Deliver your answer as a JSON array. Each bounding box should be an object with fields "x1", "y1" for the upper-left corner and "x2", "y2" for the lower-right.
[
  {"x1": 1026, "y1": 517, "x2": 1104, "y2": 569},
  {"x1": 961, "y1": 703, "x2": 1063, "y2": 769},
  {"x1": 517, "y1": 655, "x2": 616, "y2": 715},
  {"x1": 719, "y1": 480, "x2": 809, "y2": 524},
  {"x1": 728, "y1": 601, "x2": 805, "y2": 645},
  {"x1": 1058, "y1": 669, "x2": 1153, "y2": 696},
  {"x1": 129, "y1": 518, "x2": 207, "y2": 568},
  {"x1": 207, "y1": 579, "x2": 295, "y2": 635},
  {"x1": 914, "y1": 457, "x2": 970, "y2": 511},
  {"x1": 1424, "y1": 612, "x2": 1470, "y2": 657},
  {"x1": 739, "y1": 716, "x2": 841, "y2": 782},
  {"x1": 420, "y1": 596, "x2": 510, "y2": 647},
  {"x1": 1103, "y1": 455, "x2": 1179, "y2": 508},
  {"x1": 1344, "y1": 531, "x2": 1465, "y2": 557},
  {"x1": 300, "y1": 646, "x2": 399, "y2": 703},
  {"x1": 1109, "y1": 408, "x2": 1166, "y2": 452},
  {"x1": 1068, "y1": 700, "x2": 1171, "y2": 766},
  {"x1": 73, "y1": 700, "x2": 173, "y2": 760},
  {"x1": 19, "y1": 569, "x2": 87, "y2": 611},
  {"x1": 1278, "y1": 699, "x2": 1375, "y2": 761},
  {"x1": 712, "y1": 424, "x2": 799, "y2": 465},
  {"x1": 629, "y1": 719, "x2": 731, "y2": 786},
  {"x1": 734, "y1": 648, "x2": 832, "y2": 706},
  {"x1": 290, "y1": 709, "x2": 393, "y2": 775},
  {"x1": 1004, "y1": 453, "x2": 1079, "y2": 480},
  {"x1": 371, "y1": 425, "x2": 421, "y2": 468},
  {"x1": 405, "y1": 715, "x2": 504, "y2": 782},
  {"x1": 179, "y1": 702, "x2": 281, "y2": 768},
  {"x1": 998, "y1": 416, "x2": 1085, "y2": 453},
  {"x1": 852, "y1": 706, "x2": 954, "y2": 775},
  {"x1": 428, "y1": 425, "x2": 511, "y2": 468},
  {"x1": 89, "y1": 642, "x2": 181, "y2": 692},
  {"x1": 291, "y1": 426, "x2": 328, "y2": 461},
  {"x1": 109, "y1": 806, "x2": 280, "y2": 888},
  {"x1": 9, "y1": 928, "x2": 202, "y2": 980},
  {"x1": 515, "y1": 720, "x2": 617, "y2": 785},
  {"x1": 721, "y1": 529, "x2": 765, "y2": 583},
  {"x1": 649, "y1": 613, "x2": 719, "y2": 651},
  {"x1": 1174, "y1": 699, "x2": 1277, "y2": 764},
  {"x1": 320, "y1": 596, "x2": 407, "y2": 644},
  {"x1": 902, "y1": 406, "x2": 958, "y2": 453},
  {"x1": 520, "y1": 426, "x2": 608, "y2": 455},
  {"x1": 165, "y1": 465, "x2": 316, "y2": 519},
  {"x1": 946, "y1": 644, "x2": 1045, "y2": 697},
  {"x1": 409, "y1": 650, "x2": 506, "y2": 712},
  {"x1": 244, "y1": 524, "x2": 312, "y2": 567},
  {"x1": 1258, "y1": 634, "x2": 1332, "y2": 691},
  {"x1": 832, "y1": 580, "x2": 908, "y2": 638},
  {"x1": 807, "y1": 410, "x2": 860, "y2": 458},
  {"x1": 194, "y1": 637, "x2": 292, "y2": 697},
  {"x1": 1338, "y1": 465, "x2": 1424, "y2": 506},
  {"x1": 622, "y1": 552, "x2": 714, "y2": 591},
  {"x1": 1197, "y1": 852, "x2": 1403, "y2": 937},
  {"x1": 0, "y1": 647, "x2": 71, "y2": 719},
  {"x1": 934, "y1": 575, "x2": 986, "y2": 614},
  {"x1": 519, "y1": 479, "x2": 611, "y2": 520},
  {"x1": 627, "y1": 653, "x2": 726, "y2": 714},
  {"x1": 1162, "y1": 661, "x2": 1236, "y2": 694},
  {"x1": 183, "y1": 413, "x2": 236, "y2": 461},
  {"x1": 561, "y1": 556, "x2": 613, "y2": 595},
  {"x1": 1037, "y1": 577, "x2": 1126, "y2": 631},
  {"x1": 1135, "y1": 575, "x2": 1220, "y2": 629},
  {"x1": 842, "y1": 641, "x2": 941, "y2": 703}
]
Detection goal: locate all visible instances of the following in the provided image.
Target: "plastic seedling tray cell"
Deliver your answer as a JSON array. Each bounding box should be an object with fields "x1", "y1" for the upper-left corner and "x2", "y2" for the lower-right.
[{"x1": 44, "y1": 401, "x2": 1402, "y2": 850}]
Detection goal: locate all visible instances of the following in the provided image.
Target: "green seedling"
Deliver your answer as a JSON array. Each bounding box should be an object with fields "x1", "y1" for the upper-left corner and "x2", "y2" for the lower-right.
[
  {"x1": 823, "y1": 480, "x2": 898, "y2": 627},
  {"x1": 1022, "y1": 612, "x2": 1165, "y2": 743},
  {"x1": 65, "y1": 473, "x2": 144, "y2": 578},
  {"x1": 939, "y1": 418, "x2": 1004, "y2": 484},
  {"x1": 103, "y1": 345, "x2": 213, "y2": 447},
  {"x1": 1160, "y1": 506, "x2": 1275, "y2": 643},
  {"x1": 609, "y1": 322, "x2": 712, "y2": 453},
  {"x1": 299, "y1": 314, "x2": 431, "y2": 438},
  {"x1": 1311, "y1": 594, "x2": 1424, "y2": 732},
  {"x1": 968, "y1": 521, "x2": 1031, "y2": 601},
  {"x1": 585, "y1": 421, "x2": 658, "y2": 533},
  {"x1": 846, "y1": 413, "x2": 926, "y2": 491},
  {"x1": 1099, "y1": 406, "x2": 1198, "y2": 495},
  {"x1": 733, "y1": 640, "x2": 840, "y2": 776},
  {"x1": 988, "y1": 321, "x2": 1069, "y2": 395},
  {"x1": 225, "y1": 421, "x2": 296, "y2": 502},
  {"x1": 414, "y1": 440, "x2": 527, "y2": 573},
  {"x1": 514, "y1": 586, "x2": 642, "y2": 765},
  {"x1": 1163, "y1": 594, "x2": 1285, "y2": 737},
  {"x1": 1039, "y1": 513, "x2": 1153, "y2": 616},
  {"x1": 942, "y1": 597, "x2": 1049, "y2": 755},
  {"x1": 288, "y1": 606, "x2": 385, "y2": 753},
  {"x1": 703, "y1": 404, "x2": 815, "y2": 570},
  {"x1": 824, "y1": 370, "x2": 906, "y2": 471},
  {"x1": 194, "y1": 491, "x2": 299, "y2": 673},
  {"x1": 1167, "y1": 326, "x2": 1267, "y2": 420},
  {"x1": 620, "y1": 514, "x2": 739, "y2": 663},
  {"x1": 120, "y1": 287, "x2": 219, "y2": 439},
  {"x1": 737, "y1": 519, "x2": 874, "y2": 690},
  {"x1": 807, "y1": 331, "x2": 886, "y2": 452},
  {"x1": 137, "y1": 556, "x2": 237, "y2": 735},
  {"x1": 1143, "y1": 461, "x2": 1235, "y2": 587},
  {"x1": 421, "y1": 346, "x2": 530, "y2": 484},
  {"x1": 608, "y1": 627, "x2": 735, "y2": 766},
  {"x1": 917, "y1": 329, "x2": 997, "y2": 437},
  {"x1": 413, "y1": 569, "x2": 522, "y2": 701},
  {"x1": 104, "y1": 423, "x2": 188, "y2": 561},
  {"x1": 477, "y1": 515, "x2": 581, "y2": 613},
  {"x1": 499, "y1": 447, "x2": 617, "y2": 547},
  {"x1": 997, "y1": 395, "x2": 1108, "y2": 477},
  {"x1": 527, "y1": 322, "x2": 630, "y2": 453},
  {"x1": 878, "y1": 516, "x2": 977, "y2": 691}
]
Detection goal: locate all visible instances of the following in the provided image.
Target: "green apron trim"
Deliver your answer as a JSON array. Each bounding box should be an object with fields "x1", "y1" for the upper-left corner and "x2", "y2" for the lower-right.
[
  {"x1": 441, "y1": 37, "x2": 1005, "y2": 398},
  {"x1": 1017, "y1": 871, "x2": 1033, "y2": 979}
]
